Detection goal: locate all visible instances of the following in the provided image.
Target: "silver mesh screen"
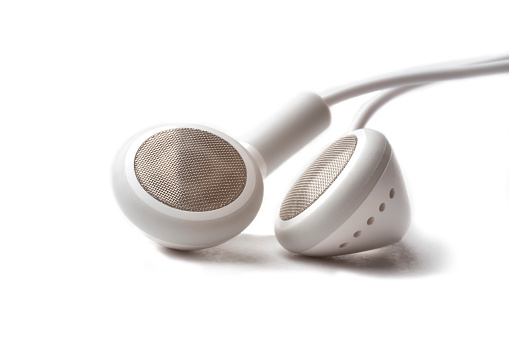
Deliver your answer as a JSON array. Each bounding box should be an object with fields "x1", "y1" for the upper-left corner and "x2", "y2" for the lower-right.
[
  {"x1": 279, "y1": 135, "x2": 357, "y2": 221},
  {"x1": 134, "y1": 128, "x2": 247, "y2": 212}
]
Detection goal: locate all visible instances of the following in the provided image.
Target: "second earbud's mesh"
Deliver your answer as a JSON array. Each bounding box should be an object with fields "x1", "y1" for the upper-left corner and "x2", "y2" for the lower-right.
[
  {"x1": 279, "y1": 135, "x2": 358, "y2": 221},
  {"x1": 134, "y1": 128, "x2": 247, "y2": 212}
]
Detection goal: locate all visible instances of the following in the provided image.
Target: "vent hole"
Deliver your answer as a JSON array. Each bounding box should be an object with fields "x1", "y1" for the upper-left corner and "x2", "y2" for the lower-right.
[
  {"x1": 390, "y1": 188, "x2": 395, "y2": 199},
  {"x1": 339, "y1": 242, "x2": 349, "y2": 248},
  {"x1": 379, "y1": 203, "x2": 386, "y2": 212},
  {"x1": 353, "y1": 231, "x2": 362, "y2": 238},
  {"x1": 367, "y1": 217, "x2": 374, "y2": 225}
]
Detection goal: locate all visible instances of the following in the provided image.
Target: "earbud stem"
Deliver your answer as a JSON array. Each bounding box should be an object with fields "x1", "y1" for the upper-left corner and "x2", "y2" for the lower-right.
[{"x1": 241, "y1": 92, "x2": 331, "y2": 177}]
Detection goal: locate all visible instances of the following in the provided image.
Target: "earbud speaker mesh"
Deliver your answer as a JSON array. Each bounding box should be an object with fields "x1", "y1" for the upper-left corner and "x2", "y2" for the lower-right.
[
  {"x1": 134, "y1": 128, "x2": 247, "y2": 212},
  {"x1": 279, "y1": 135, "x2": 357, "y2": 221}
]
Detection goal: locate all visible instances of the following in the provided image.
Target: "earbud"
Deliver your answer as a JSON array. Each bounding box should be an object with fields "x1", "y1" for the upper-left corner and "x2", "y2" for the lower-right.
[
  {"x1": 112, "y1": 93, "x2": 331, "y2": 249},
  {"x1": 113, "y1": 53, "x2": 509, "y2": 254},
  {"x1": 275, "y1": 128, "x2": 411, "y2": 256},
  {"x1": 112, "y1": 124, "x2": 264, "y2": 249}
]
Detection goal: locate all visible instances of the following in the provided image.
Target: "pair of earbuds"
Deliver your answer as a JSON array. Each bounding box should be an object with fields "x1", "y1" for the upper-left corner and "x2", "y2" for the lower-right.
[{"x1": 113, "y1": 53, "x2": 509, "y2": 257}]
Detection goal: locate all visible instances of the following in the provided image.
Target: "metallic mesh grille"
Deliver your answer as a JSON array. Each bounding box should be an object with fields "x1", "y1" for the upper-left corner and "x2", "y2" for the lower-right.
[
  {"x1": 279, "y1": 135, "x2": 357, "y2": 221},
  {"x1": 134, "y1": 128, "x2": 247, "y2": 212}
]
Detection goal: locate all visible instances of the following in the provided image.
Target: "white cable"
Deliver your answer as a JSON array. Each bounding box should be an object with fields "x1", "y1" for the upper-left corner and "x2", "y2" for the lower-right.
[
  {"x1": 348, "y1": 54, "x2": 509, "y2": 131},
  {"x1": 321, "y1": 60, "x2": 509, "y2": 107}
]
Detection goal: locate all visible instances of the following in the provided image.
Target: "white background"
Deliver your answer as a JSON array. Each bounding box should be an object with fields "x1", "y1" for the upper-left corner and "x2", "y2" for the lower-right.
[{"x1": 1, "y1": 1, "x2": 508, "y2": 337}]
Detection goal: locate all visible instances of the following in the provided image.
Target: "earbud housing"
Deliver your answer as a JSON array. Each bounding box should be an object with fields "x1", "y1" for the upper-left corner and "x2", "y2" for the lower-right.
[
  {"x1": 112, "y1": 124, "x2": 264, "y2": 250},
  {"x1": 275, "y1": 128, "x2": 410, "y2": 256}
]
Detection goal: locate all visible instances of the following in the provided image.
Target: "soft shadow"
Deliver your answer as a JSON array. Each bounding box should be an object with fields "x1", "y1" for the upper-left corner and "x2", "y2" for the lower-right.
[
  {"x1": 157, "y1": 226, "x2": 447, "y2": 277},
  {"x1": 157, "y1": 234, "x2": 281, "y2": 266},
  {"x1": 284, "y1": 230, "x2": 447, "y2": 277}
]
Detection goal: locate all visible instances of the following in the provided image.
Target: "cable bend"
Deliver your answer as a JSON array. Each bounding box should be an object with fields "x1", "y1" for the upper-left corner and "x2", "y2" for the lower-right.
[
  {"x1": 322, "y1": 60, "x2": 509, "y2": 107},
  {"x1": 348, "y1": 53, "x2": 509, "y2": 131}
]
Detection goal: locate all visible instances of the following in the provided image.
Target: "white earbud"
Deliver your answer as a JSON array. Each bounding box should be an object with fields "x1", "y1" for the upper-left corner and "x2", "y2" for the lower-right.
[
  {"x1": 112, "y1": 53, "x2": 509, "y2": 254},
  {"x1": 112, "y1": 93, "x2": 331, "y2": 249},
  {"x1": 274, "y1": 54, "x2": 509, "y2": 256},
  {"x1": 275, "y1": 129, "x2": 410, "y2": 256}
]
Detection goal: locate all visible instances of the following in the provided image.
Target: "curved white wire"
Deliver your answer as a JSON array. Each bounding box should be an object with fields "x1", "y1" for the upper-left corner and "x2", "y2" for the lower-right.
[
  {"x1": 348, "y1": 54, "x2": 509, "y2": 131},
  {"x1": 321, "y1": 60, "x2": 509, "y2": 107}
]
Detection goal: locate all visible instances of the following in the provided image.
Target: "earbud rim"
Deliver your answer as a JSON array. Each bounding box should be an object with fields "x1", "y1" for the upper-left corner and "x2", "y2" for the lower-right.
[
  {"x1": 112, "y1": 124, "x2": 264, "y2": 249},
  {"x1": 124, "y1": 124, "x2": 259, "y2": 221}
]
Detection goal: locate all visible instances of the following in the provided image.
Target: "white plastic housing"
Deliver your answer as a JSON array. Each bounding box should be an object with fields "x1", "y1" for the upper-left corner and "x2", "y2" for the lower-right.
[
  {"x1": 241, "y1": 92, "x2": 331, "y2": 177},
  {"x1": 275, "y1": 129, "x2": 411, "y2": 256},
  {"x1": 112, "y1": 124, "x2": 264, "y2": 250}
]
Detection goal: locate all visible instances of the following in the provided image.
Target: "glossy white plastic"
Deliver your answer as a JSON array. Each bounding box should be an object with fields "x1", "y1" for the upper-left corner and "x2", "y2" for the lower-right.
[
  {"x1": 275, "y1": 129, "x2": 411, "y2": 256},
  {"x1": 241, "y1": 92, "x2": 331, "y2": 176}
]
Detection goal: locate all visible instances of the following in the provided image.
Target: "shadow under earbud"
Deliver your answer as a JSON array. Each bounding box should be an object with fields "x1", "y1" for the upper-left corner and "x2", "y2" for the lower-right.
[
  {"x1": 157, "y1": 225, "x2": 447, "y2": 277},
  {"x1": 283, "y1": 227, "x2": 448, "y2": 276},
  {"x1": 157, "y1": 234, "x2": 282, "y2": 266}
]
